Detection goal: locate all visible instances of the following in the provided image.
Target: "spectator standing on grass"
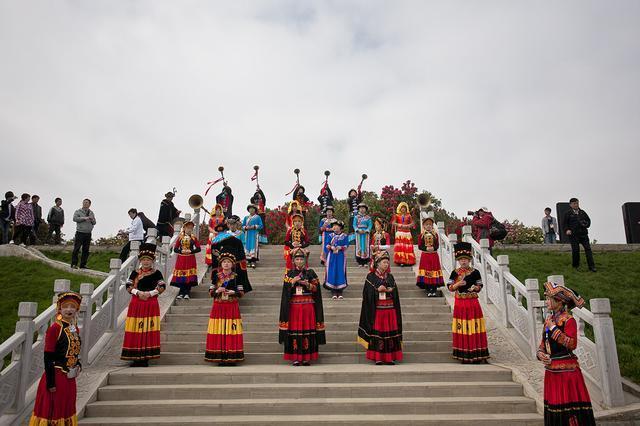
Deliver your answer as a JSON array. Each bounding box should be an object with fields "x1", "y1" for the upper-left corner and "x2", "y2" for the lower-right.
[
  {"x1": 0, "y1": 191, "x2": 17, "y2": 244},
  {"x1": 71, "y1": 199, "x2": 96, "y2": 269},
  {"x1": 14, "y1": 193, "x2": 34, "y2": 246},
  {"x1": 471, "y1": 207, "x2": 495, "y2": 254},
  {"x1": 30, "y1": 195, "x2": 43, "y2": 245},
  {"x1": 120, "y1": 208, "x2": 144, "y2": 262},
  {"x1": 562, "y1": 198, "x2": 596, "y2": 272},
  {"x1": 46, "y1": 198, "x2": 65, "y2": 245},
  {"x1": 541, "y1": 207, "x2": 558, "y2": 244}
]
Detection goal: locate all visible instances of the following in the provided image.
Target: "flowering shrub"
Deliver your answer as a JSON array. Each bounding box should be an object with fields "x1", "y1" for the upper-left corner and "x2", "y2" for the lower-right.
[{"x1": 501, "y1": 220, "x2": 544, "y2": 244}]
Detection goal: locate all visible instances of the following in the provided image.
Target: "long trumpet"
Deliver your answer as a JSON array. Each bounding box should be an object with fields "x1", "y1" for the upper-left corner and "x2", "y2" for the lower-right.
[
  {"x1": 252, "y1": 165, "x2": 260, "y2": 188},
  {"x1": 188, "y1": 194, "x2": 211, "y2": 215}
]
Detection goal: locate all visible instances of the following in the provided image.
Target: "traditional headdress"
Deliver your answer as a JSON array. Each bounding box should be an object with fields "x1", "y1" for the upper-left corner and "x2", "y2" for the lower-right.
[
  {"x1": 288, "y1": 200, "x2": 302, "y2": 214},
  {"x1": 211, "y1": 203, "x2": 224, "y2": 217},
  {"x1": 454, "y1": 242, "x2": 473, "y2": 260},
  {"x1": 182, "y1": 220, "x2": 195, "y2": 229},
  {"x1": 214, "y1": 221, "x2": 229, "y2": 232},
  {"x1": 396, "y1": 202, "x2": 410, "y2": 214},
  {"x1": 373, "y1": 250, "x2": 390, "y2": 266},
  {"x1": 333, "y1": 220, "x2": 345, "y2": 229},
  {"x1": 543, "y1": 281, "x2": 585, "y2": 309},
  {"x1": 373, "y1": 216, "x2": 386, "y2": 229},
  {"x1": 422, "y1": 216, "x2": 435, "y2": 225},
  {"x1": 292, "y1": 248, "x2": 307, "y2": 259},
  {"x1": 218, "y1": 252, "x2": 237, "y2": 265},
  {"x1": 291, "y1": 212, "x2": 304, "y2": 222},
  {"x1": 247, "y1": 204, "x2": 258, "y2": 212},
  {"x1": 165, "y1": 192, "x2": 175, "y2": 198},
  {"x1": 323, "y1": 205, "x2": 335, "y2": 213},
  {"x1": 138, "y1": 242, "x2": 157, "y2": 260},
  {"x1": 57, "y1": 292, "x2": 82, "y2": 310},
  {"x1": 357, "y1": 203, "x2": 369, "y2": 212}
]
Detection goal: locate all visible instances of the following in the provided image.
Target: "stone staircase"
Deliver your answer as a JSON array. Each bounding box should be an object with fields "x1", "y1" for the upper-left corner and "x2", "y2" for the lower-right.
[{"x1": 80, "y1": 245, "x2": 542, "y2": 425}]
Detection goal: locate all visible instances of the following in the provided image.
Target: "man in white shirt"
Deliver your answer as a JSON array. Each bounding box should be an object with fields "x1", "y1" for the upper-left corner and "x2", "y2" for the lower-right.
[{"x1": 119, "y1": 208, "x2": 144, "y2": 262}]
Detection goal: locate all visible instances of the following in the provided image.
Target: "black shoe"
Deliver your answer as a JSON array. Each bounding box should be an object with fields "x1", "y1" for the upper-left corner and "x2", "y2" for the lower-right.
[
  {"x1": 302, "y1": 361, "x2": 310, "y2": 366},
  {"x1": 589, "y1": 268, "x2": 597, "y2": 273},
  {"x1": 70, "y1": 265, "x2": 78, "y2": 269},
  {"x1": 375, "y1": 361, "x2": 384, "y2": 365},
  {"x1": 292, "y1": 361, "x2": 301, "y2": 366},
  {"x1": 385, "y1": 361, "x2": 395, "y2": 365}
]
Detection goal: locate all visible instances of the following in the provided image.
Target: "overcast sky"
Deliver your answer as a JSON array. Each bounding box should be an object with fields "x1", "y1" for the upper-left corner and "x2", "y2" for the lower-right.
[{"x1": 1, "y1": 1, "x2": 638, "y2": 242}]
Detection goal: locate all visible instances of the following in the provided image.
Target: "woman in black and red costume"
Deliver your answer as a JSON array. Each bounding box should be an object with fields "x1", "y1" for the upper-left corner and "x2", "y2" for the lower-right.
[
  {"x1": 29, "y1": 292, "x2": 82, "y2": 426},
  {"x1": 537, "y1": 281, "x2": 595, "y2": 426}
]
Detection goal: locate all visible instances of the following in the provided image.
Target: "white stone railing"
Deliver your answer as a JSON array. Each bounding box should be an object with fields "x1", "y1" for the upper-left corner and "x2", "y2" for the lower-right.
[
  {"x1": 435, "y1": 222, "x2": 625, "y2": 408},
  {"x1": 0, "y1": 211, "x2": 195, "y2": 419}
]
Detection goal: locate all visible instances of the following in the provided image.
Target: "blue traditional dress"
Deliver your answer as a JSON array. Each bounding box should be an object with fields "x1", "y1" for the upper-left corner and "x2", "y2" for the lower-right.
[
  {"x1": 353, "y1": 214, "x2": 372, "y2": 266},
  {"x1": 242, "y1": 214, "x2": 263, "y2": 263},
  {"x1": 318, "y1": 217, "x2": 335, "y2": 265},
  {"x1": 324, "y1": 232, "x2": 349, "y2": 292}
]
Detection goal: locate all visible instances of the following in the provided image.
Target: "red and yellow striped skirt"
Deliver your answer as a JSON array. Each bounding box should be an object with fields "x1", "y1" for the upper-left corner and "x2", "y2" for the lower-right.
[
  {"x1": 205, "y1": 298, "x2": 244, "y2": 363},
  {"x1": 451, "y1": 293, "x2": 489, "y2": 363},
  {"x1": 393, "y1": 231, "x2": 415, "y2": 265},
  {"x1": 121, "y1": 296, "x2": 161, "y2": 361},
  {"x1": 29, "y1": 369, "x2": 77, "y2": 426}
]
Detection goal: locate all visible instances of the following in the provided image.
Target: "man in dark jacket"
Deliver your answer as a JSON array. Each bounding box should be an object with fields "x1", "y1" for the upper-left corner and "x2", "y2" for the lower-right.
[
  {"x1": 157, "y1": 192, "x2": 180, "y2": 238},
  {"x1": 562, "y1": 198, "x2": 596, "y2": 272},
  {"x1": 46, "y1": 197, "x2": 65, "y2": 244},
  {"x1": 0, "y1": 191, "x2": 17, "y2": 244},
  {"x1": 30, "y1": 195, "x2": 43, "y2": 245}
]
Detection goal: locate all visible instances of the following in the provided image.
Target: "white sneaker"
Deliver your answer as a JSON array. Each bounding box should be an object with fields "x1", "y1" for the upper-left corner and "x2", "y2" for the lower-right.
[
  {"x1": 331, "y1": 295, "x2": 338, "y2": 300},
  {"x1": 338, "y1": 295, "x2": 344, "y2": 300},
  {"x1": 183, "y1": 294, "x2": 190, "y2": 300},
  {"x1": 19, "y1": 243, "x2": 26, "y2": 247},
  {"x1": 176, "y1": 295, "x2": 184, "y2": 299}
]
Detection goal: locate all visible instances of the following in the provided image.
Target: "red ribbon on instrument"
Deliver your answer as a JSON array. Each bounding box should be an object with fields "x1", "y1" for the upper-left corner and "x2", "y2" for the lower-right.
[
  {"x1": 250, "y1": 171, "x2": 258, "y2": 181},
  {"x1": 285, "y1": 183, "x2": 300, "y2": 196},
  {"x1": 320, "y1": 180, "x2": 328, "y2": 196},
  {"x1": 204, "y1": 177, "x2": 224, "y2": 196}
]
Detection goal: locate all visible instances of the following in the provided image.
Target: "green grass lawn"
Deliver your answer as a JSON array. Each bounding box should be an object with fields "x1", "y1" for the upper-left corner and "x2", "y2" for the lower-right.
[
  {"x1": 39, "y1": 250, "x2": 121, "y2": 273},
  {"x1": 494, "y1": 249, "x2": 640, "y2": 384},
  {"x1": 0, "y1": 257, "x2": 103, "y2": 344}
]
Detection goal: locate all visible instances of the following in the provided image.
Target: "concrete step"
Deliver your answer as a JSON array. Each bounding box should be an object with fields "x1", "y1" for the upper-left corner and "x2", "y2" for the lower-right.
[
  {"x1": 159, "y1": 330, "x2": 451, "y2": 343},
  {"x1": 156, "y1": 352, "x2": 454, "y2": 365},
  {"x1": 162, "y1": 320, "x2": 452, "y2": 332},
  {"x1": 174, "y1": 294, "x2": 447, "y2": 304},
  {"x1": 161, "y1": 341, "x2": 451, "y2": 354},
  {"x1": 106, "y1": 365, "x2": 515, "y2": 386},
  {"x1": 169, "y1": 303, "x2": 451, "y2": 314},
  {"x1": 84, "y1": 396, "x2": 537, "y2": 417},
  {"x1": 80, "y1": 413, "x2": 542, "y2": 425},
  {"x1": 164, "y1": 312, "x2": 450, "y2": 322},
  {"x1": 97, "y1": 381, "x2": 523, "y2": 401}
]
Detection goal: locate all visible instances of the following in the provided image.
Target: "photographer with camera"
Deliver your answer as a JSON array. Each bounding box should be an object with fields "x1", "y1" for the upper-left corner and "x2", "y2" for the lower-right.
[
  {"x1": 562, "y1": 198, "x2": 596, "y2": 272},
  {"x1": 470, "y1": 207, "x2": 495, "y2": 255}
]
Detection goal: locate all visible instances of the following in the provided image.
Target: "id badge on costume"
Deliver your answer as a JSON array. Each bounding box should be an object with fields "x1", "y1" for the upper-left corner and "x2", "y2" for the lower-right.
[
  {"x1": 379, "y1": 292, "x2": 386, "y2": 300},
  {"x1": 295, "y1": 286, "x2": 303, "y2": 296},
  {"x1": 221, "y1": 292, "x2": 229, "y2": 301}
]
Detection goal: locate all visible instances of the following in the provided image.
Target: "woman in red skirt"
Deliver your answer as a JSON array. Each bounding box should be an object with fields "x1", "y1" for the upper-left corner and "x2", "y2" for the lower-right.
[
  {"x1": 416, "y1": 217, "x2": 444, "y2": 297},
  {"x1": 358, "y1": 251, "x2": 403, "y2": 365},
  {"x1": 537, "y1": 281, "x2": 595, "y2": 425},
  {"x1": 171, "y1": 221, "x2": 201, "y2": 300},
  {"x1": 121, "y1": 243, "x2": 166, "y2": 367},
  {"x1": 447, "y1": 242, "x2": 489, "y2": 363},
  {"x1": 279, "y1": 249, "x2": 326, "y2": 366},
  {"x1": 30, "y1": 292, "x2": 82, "y2": 426},
  {"x1": 391, "y1": 202, "x2": 415, "y2": 266},
  {"x1": 205, "y1": 251, "x2": 245, "y2": 365}
]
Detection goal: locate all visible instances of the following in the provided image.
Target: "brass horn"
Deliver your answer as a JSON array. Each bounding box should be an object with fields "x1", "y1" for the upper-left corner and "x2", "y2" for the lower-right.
[{"x1": 188, "y1": 194, "x2": 210, "y2": 215}]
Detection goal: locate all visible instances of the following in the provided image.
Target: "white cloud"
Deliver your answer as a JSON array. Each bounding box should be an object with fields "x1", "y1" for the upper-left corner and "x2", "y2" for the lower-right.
[{"x1": 0, "y1": 1, "x2": 638, "y2": 242}]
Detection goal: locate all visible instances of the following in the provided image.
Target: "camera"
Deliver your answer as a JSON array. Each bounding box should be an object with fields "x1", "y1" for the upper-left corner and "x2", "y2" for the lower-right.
[{"x1": 467, "y1": 211, "x2": 476, "y2": 216}]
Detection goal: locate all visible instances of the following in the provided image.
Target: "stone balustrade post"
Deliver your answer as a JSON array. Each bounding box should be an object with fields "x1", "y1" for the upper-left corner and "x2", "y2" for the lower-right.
[
  {"x1": 479, "y1": 239, "x2": 491, "y2": 304},
  {"x1": 78, "y1": 283, "x2": 94, "y2": 364},
  {"x1": 108, "y1": 259, "x2": 122, "y2": 331},
  {"x1": 53, "y1": 279, "x2": 71, "y2": 304},
  {"x1": 497, "y1": 255, "x2": 510, "y2": 327},
  {"x1": 448, "y1": 233, "x2": 458, "y2": 271},
  {"x1": 161, "y1": 236, "x2": 172, "y2": 278},
  {"x1": 590, "y1": 298, "x2": 625, "y2": 407},
  {"x1": 8, "y1": 302, "x2": 38, "y2": 414},
  {"x1": 130, "y1": 240, "x2": 140, "y2": 260},
  {"x1": 173, "y1": 221, "x2": 183, "y2": 238},
  {"x1": 525, "y1": 278, "x2": 541, "y2": 358},
  {"x1": 462, "y1": 225, "x2": 473, "y2": 243},
  {"x1": 146, "y1": 227, "x2": 158, "y2": 245}
]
